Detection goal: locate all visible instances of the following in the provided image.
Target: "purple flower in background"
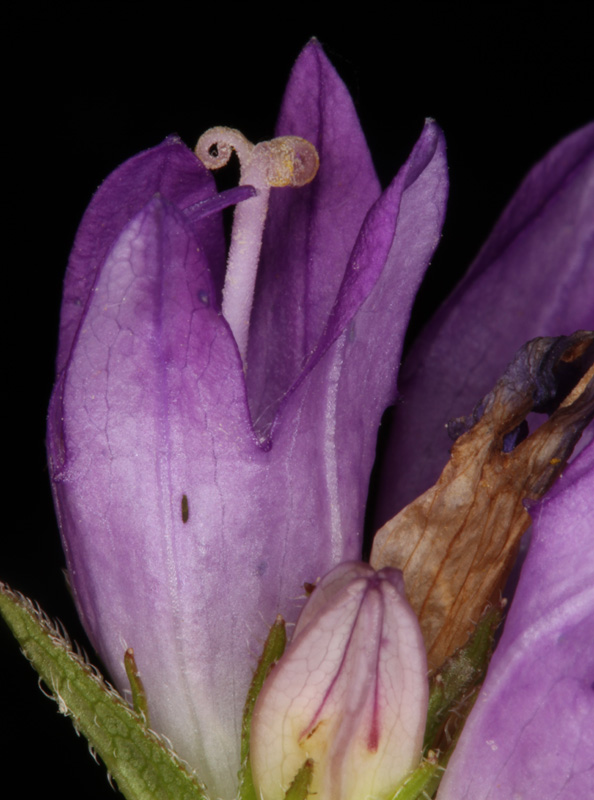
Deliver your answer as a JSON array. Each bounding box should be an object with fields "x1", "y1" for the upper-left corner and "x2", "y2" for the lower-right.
[
  {"x1": 377, "y1": 122, "x2": 594, "y2": 524},
  {"x1": 46, "y1": 40, "x2": 447, "y2": 799},
  {"x1": 377, "y1": 123, "x2": 594, "y2": 796}
]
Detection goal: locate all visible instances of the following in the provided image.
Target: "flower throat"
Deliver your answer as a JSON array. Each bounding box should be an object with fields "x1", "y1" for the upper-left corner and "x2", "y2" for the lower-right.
[{"x1": 195, "y1": 128, "x2": 319, "y2": 367}]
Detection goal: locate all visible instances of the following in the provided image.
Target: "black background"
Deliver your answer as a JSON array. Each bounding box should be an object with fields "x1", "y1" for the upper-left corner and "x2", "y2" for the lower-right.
[{"x1": 3, "y1": 4, "x2": 593, "y2": 797}]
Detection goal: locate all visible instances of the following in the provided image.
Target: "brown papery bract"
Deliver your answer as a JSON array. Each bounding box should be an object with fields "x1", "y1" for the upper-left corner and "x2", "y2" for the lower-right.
[{"x1": 371, "y1": 332, "x2": 594, "y2": 671}]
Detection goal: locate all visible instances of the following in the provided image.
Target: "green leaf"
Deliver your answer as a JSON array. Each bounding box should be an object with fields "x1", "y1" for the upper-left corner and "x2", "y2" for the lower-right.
[
  {"x1": 237, "y1": 615, "x2": 287, "y2": 800},
  {"x1": 0, "y1": 582, "x2": 209, "y2": 800}
]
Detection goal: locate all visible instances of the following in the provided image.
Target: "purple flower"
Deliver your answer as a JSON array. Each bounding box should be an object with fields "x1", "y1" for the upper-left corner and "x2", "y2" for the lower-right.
[
  {"x1": 250, "y1": 563, "x2": 428, "y2": 800},
  {"x1": 377, "y1": 122, "x2": 594, "y2": 524},
  {"x1": 46, "y1": 41, "x2": 447, "y2": 798},
  {"x1": 377, "y1": 124, "x2": 594, "y2": 796}
]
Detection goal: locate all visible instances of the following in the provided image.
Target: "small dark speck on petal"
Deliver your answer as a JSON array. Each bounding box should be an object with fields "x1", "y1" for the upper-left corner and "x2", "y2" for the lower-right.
[
  {"x1": 256, "y1": 562, "x2": 267, "y2": 576},
  {"x1": 181, "y1": 494, "x2": 189, "y2": 523},
  {"x1": 258, "y1": 436, "x2": 272, "y2": 452},
  {"x1": 198, "y1": 290, "x2": 210, "y2": 307}
]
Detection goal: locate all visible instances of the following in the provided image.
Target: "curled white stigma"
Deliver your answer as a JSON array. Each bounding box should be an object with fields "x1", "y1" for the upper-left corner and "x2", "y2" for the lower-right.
[{"x1": 195, "y1": 127, "x2": 319, "y2": 367}]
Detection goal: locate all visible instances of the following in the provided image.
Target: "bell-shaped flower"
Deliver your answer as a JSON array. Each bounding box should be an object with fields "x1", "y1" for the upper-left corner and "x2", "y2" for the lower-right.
[
  {"x1": 46, "y1": 40, "x2": 447, "y2": 799},
  {"x1": 250, "y1": 562, "x2": 428, "y2": 800},
  {"x1": 376, "y1": 123, "x2": 593, "y2": 796}
]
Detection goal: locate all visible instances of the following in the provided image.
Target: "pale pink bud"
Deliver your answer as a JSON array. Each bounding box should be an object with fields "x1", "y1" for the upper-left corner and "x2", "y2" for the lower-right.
[{"x1": 250, "y1": 562, "x2": 428, "y2": 800}]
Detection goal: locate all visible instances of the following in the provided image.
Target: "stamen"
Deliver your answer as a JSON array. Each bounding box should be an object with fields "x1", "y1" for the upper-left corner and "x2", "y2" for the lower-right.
[{"x1": 195, "y1": 127, "x2": 319, "y2": 366}]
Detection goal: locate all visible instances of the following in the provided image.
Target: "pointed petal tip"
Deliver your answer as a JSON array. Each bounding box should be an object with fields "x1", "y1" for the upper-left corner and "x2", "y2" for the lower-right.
[
  {"x1": 290, "y1": 36, "x2": 339, "y2": 84},
  {"x1": 301, "y1": 36, "x2": 325, "y2": 55},
  {"x1": 405, "y1": 119, "x2": 447, "y2": 187}
]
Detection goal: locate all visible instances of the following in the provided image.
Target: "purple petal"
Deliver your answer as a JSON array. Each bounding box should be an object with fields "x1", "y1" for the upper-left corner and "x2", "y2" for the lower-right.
[
  {"x1": 247, "y1": 40, "x2": 381, "y2": 429},
  {"x1": 377, "y1": 123, "x2": 594, "y2": 523},
  {"x1": 436, "y1": 441, "x2": 594, "y2": 799},
  {"x1": 49, "y1": 190, "x2": 374, "y2": 796},
  {"x1": 313, "y1": 119, "x2": 447, "y2": 366},
  {"x1": 264, "y1": 120, "x2": 448, "y2": 560},
  {"x1": 57, "y1": 137, "x2": 225, "y2": 374},
  {"x1": 49, "y1": 197, "x2": 251, "y2": 797}
]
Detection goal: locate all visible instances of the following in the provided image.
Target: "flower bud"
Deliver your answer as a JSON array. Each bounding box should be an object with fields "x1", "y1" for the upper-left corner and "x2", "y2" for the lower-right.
[{"x1": 250, "y1": 562, "x2": 428, "y2": 800}]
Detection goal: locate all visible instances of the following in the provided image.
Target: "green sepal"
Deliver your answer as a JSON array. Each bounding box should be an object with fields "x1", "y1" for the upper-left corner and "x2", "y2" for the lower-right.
[
  {"x1": 283, "y1": 759, "x2": 314, "y2": 800},
  {"x1": 423, "y1": 602, "x2": 503, "y2": 754},
  {"x1": 124, "y1": 646, "x2": 150, "y2": 723},
  {"x1": 237, "y1": 615, "x2": 287, "y2": 800},
  {"x1": 389, "y1": 757, "x2": 442, "y2": 800},
  {"x1": 0, "y1": 583, "x2": 209, "y2": 800}
]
